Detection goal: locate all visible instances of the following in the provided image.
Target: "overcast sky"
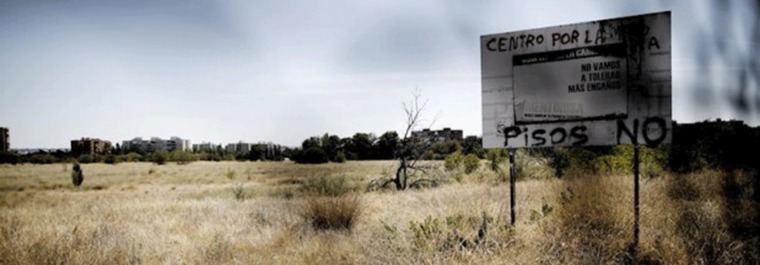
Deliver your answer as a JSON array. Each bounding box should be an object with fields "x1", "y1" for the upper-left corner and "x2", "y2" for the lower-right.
[{"x1": 1, "y1": 0, "x2": 758, "y2": 148}]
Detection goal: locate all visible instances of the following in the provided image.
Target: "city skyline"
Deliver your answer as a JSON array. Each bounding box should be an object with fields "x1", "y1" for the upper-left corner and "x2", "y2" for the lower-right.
[{"x1": 2, "y1": 0, "x2": 759, "y2": 148}]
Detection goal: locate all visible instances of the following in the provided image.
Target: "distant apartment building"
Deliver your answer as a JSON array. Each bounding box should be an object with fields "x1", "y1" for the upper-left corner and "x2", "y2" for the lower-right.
[
  {"x1": 166, "y1": 137, "x2": 190, "y2": 152},
  {"x1": 71, "y1": 138, "x2": 112, "y2": 156},
  {"x1": 411, "y1": 127, "x2": 464, "y2": 143},
  {"x1": 225, "y1": 143, "x2": 236, "y2": 153},
  {"x1": 192, "y1": 142, "x2": 219, "y2": 152},
  {"x1": 122, "y1": 136, "x2": 190, "y2": 153},
  {"x1": 234, "y1": 142, "x2": 252, "y2": 154},
  {"x1": 0, "y1": 127, "x2": 8, "y2": 153},
  {"x1": 225, "y1": 141, "x2": 252, "y2": 154}
]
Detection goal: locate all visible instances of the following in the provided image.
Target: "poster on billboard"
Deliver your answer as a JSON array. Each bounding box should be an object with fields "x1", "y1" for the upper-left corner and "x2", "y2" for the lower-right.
[{"x1": 481, "y1": 11, "x2": 672, "y2": 148}]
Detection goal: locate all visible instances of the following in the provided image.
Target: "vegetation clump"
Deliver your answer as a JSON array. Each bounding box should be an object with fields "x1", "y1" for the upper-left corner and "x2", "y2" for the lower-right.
[
  {"x1": 71, "y1": 163, "x2": 84, "y2": 187},
  {"x1": 301, "y1": 175, "x2": 361, "y2": 231},
  {"x1": 462, "y1": 154, "x2": 480, "y2": 174},
  {"x1": 444, "y1": 151, "x2": 463, "y2": 171},
  {"x1": 301, "y1": 175, "x2": 354, "y2": 197},
  {"x1": 303, "y1": 195, "x2": 361, "y2": 231}
]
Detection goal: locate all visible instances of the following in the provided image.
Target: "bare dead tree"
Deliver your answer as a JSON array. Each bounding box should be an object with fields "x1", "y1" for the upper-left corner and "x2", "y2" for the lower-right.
[
  {"x1": 368, "y1": 91, "x2": 435, "y2": 190},
  {"x1": 366, "y1": 90, "x2": 439, "y2": 191},
  {"x1": 395, "y1": 91, "x2": 428, "y2": 190}
]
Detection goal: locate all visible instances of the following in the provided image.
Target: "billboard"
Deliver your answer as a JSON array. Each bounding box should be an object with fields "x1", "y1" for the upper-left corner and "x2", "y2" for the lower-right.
[{"x1": 481, "y1": 11, "x2": 672, "y2": 148}]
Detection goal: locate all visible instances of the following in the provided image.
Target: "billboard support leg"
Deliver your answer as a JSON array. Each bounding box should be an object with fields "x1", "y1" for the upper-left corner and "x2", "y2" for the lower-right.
[
  {"x1": 508, "y1": 148, "x2": 516, "y2": 226},
  {"x1": 632, "y1": 144, "x2": 641, "y2": 255}
]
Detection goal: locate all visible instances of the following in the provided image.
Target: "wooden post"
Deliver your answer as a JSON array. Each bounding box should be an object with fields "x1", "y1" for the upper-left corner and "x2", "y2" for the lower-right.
[{"x1": 508, "y1": 148, "x2": 516, "y2": 226}]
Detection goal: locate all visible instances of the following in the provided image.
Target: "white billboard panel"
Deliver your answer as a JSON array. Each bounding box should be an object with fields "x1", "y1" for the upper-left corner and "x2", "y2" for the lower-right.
[{"x1": 481, "y1": 12, "x2": 672, "y2": 148}]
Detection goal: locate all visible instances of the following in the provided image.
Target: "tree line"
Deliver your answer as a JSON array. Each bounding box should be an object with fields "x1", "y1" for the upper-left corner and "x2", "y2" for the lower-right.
[
  {"x1": 0, "y1": 131, "x2": 484, "y2": 165},
  {"x1": 2, "y1": 119, "x2": 758, "y2": 172},
  {"x1": 289, "y1": 132, "x2": 484, "y2": 164}
]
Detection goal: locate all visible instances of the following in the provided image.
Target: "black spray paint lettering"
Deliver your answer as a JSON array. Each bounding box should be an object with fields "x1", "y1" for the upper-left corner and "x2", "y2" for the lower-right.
[
  {"x1": 570, "y1": 126, "x2": 589, "y2": 145},
  {"x1": 531, "y1": 129, "x2": 547, "y2": 146},
  {"x1": 648, "y1": 37, "x2": 660, "y2": 50},
  {"x1": 550, "y1": 128, "x2": 567, "y2": 144},
  {"x1": 551, "y1": 30, "x2": 580, "y2": 47},
  {"x1": 488, "y1": 25, "x2": 662, "y2": 53},
  {"x1": 486, "y1": 34, "x2": 545, "y2": 52},
  {"x1": 617, "y1": 117, "x2": 667, "y2": 146},
  {"x1": 503, "y1": 125, "x2": 589, "y2": 147},
  {"x1": 503, "y1": 117, "x2": 666, "y2": 147}
]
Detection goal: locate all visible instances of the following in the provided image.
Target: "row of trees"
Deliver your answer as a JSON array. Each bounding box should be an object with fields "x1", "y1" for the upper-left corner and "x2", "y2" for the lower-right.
[
  {"x1": 0, "y1": 146, "x2": 289, "y2": 165},
  {"x1": 289, "y1": 132, "x2": 484, "y2": 164},
  {"x1": 0, "y1": 132, "x2": 484, "y2": 165}
]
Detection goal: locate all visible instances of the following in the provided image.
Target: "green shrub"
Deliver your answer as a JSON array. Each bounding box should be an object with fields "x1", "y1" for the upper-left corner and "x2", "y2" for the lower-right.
[
  {"x1": 124, "y1": 152, "x2": 142, "y2": 162},
  {"x1": 444, "y1": 151, "x2": 464, "y2": 171},
  {"x1": 592, "y1": 145, "x2": 668, "y2": 178},
  {"x1": 169, "y1": 151, "x2": 197, "y2": 165},
  {"x1": 151, "y1": 151, "x2": 168, "y2": 165},
  {"x1": 334, "y1": 151, "x2": 347, "y2": 163},
  {"x1": 27, "y1": 153, "x2": 60, "y2": 164},
  {"x1": 463, "y1": 154, "x2": 480, "y2": 174},
  {"x1": 77, "y1": 154, "x2": 101, "y2": 164},
  {"x1": 514, "y1": 150, "x2": 553, "y2": 180},
  {"x1": 486, "y1": 149, "x2": 505, "y2": 172},
  {"x1": 103, "y1": 154, "x2": 121, "y2": 165},
  {"x1": 302, "y1": 175, "x2": 355, "y2": 197}
]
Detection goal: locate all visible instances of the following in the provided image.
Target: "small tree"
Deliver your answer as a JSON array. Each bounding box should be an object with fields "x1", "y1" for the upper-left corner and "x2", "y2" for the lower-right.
[{"x1": 71, "y1": 163, "x2": 84, "y2": 187}]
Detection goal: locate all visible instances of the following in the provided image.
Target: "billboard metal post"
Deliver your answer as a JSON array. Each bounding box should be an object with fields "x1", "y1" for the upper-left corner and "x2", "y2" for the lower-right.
[
  {"x1": 633, "y1": 144, "x2": 641, "y2": 251},
  {"x1": 508, "y1": 148, "x2": 516, "y2": 226}
]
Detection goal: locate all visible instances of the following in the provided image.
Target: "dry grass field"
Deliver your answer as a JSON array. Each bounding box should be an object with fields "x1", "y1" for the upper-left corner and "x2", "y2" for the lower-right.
[{"x1": 1, "y1": 161, "x2": 758, "y2": 264}]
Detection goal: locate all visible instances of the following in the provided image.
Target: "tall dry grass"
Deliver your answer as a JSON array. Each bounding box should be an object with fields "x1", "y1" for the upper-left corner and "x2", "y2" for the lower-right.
[{"x1": 0, "y1": 161, "x2": 758, "y2": 264}]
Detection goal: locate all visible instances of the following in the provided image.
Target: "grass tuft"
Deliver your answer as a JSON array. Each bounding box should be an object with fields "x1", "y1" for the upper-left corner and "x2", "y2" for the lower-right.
[{"x1": 303, "y1": 195, "x2": 361, "y2": 231}]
